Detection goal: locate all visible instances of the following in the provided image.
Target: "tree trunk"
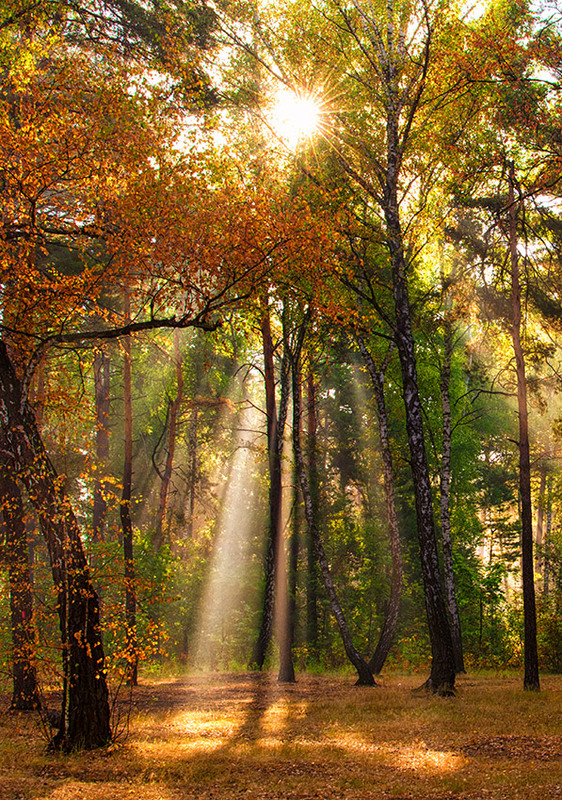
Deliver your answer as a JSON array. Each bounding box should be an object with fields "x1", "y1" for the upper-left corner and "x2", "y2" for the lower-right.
[
  {"x1": 278, "y1": 382, "x2": 300, "y2": 684},
  {"x1": 185, "y1": 403, "x2": 198, "y2": 539},
  {"x1": 356, "y1": 337, "x2": 403, "y2": 675},
  {"x1": 121, "y1": 310, "x2": 138, "y2": 686},
  {"x1": 439, "y1": 316, "x2": 465, "y2": 674},
  {"x1": 156, "y1": 329, "x2": 183, "y2": 543},
  {"x1": 385, "y1": 179, "x2": 456, "y2": 694},
  {"x1": 291, "y1": 326, "x2": 374, "y2": 686},
  {"x1": 0, "y1": 469, "x2": 41, "y2": 710},
  {"x1": 251, "y1": 304, "x2": 289, "y2": 669},
  {"x1": 305, "y1": 367, "x2": 319, "y2": 662},
  {"x1": 535, "y1": 462, "x2": 546, "y2": 581},
  {"x1": 508, "y1": 164, "x2": 540, "y2": 691},
  {"x1": 544, "y1": 474, "x2": 552, "y2": 599},
  {"x1": 92, "y1": 347, "x2": 111, "y2": 543},
  {"x1": 0, "y1": 341, "x2": 111, "y2": 750}
]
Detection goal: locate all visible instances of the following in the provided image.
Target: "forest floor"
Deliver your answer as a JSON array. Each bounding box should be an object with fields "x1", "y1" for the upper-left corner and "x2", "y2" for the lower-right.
[{"x1": 0, "y1": 671, "x2": 561, "y2": 800}]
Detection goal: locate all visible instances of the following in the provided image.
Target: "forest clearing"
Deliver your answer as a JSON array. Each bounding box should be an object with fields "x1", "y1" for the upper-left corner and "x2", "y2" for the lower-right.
[
  {"x1": 1, "y1": 671, "x2": 561, "y2": 800},
  {"x1": 3, "y1": 0, "x2": 562, "y2": 763}
]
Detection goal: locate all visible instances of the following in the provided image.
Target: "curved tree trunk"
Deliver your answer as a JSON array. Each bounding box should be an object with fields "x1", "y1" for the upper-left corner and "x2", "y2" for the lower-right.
[
  {"x1": 356, "y1": 336, "x2": 403, "y2": 676},
  {"x1": 291, "y1": 323, "x2": 374, "y2": 686},
  {"x1": 0, "y1": 469, "x2": 41, "y2": 710},
  {"x1": 0, "y1": 341, "x2": 111, "y2": 750}
]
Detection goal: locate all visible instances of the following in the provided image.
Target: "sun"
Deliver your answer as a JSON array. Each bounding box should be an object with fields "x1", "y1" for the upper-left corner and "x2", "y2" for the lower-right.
[{"x1": 268, "y1": 88, "x2": 322, "y2": 149}]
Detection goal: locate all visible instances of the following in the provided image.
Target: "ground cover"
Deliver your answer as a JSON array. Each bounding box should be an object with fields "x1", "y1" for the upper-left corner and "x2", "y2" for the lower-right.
[{"x1": 1, "y1": 672, "x2": 561, "y2": 800}]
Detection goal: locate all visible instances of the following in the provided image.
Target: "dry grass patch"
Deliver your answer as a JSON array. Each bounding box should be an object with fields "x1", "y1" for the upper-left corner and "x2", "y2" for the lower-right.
[{"x1": 0, "y1": 672, "x2": 561, "y2": 799}]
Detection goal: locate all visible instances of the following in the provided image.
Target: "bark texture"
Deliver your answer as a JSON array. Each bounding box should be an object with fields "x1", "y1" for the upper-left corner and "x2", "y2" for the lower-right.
[
  {"x1": 385, "y1": 188, "x2": 456, "y2": 694},
  {"x1": 305, "y1": 368, "x2": 319, "y2": 661},
  {"x1": 0, "y1": 341, "x2": 111, "y2": 749},
  {"x1": 439, "y1": 317, "x2": 465, "y2": 674},
  {"x1": 121, "y1": 324, "x2": 138, "y2": 686},
  {"x1": 0, "y1": 469, "x2": 41, "y2": 710}
]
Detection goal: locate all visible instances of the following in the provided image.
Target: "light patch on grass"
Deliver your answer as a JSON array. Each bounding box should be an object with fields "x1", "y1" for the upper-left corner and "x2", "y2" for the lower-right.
[{"x1": 394, "y1": 741, "x2": 467, "y2": 773}]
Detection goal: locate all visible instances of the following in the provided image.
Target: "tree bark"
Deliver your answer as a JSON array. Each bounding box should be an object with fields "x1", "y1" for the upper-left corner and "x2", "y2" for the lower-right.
[
  {"x1": 507, "y1": 163, "x2": 540, "y2": 691},
  {"x1": 384, "y1": 170, "x2": 456, "y2": 693},
  {"x1": 0, "y1": 341, "x2": 111, "y2": 750},
  {"x1": 334, "y1": 1, "x2": 455, "y2": 693},
  {"x1": 185, "y1": 403, "x2": 199, "y2": 539},
  {"x1": 0, "y1": 469, "x2": 41, "y2": 710},
  {"x1": 120, "y1": 307, "x2": 138, "y2": 686},
  {"x1": 291, "y1": 324, "x2": 374, "y2": 686},
  {"x1": 92, "y1": 347, "x2": 111, "y2": 543},
  {"x1": 536, "y1": 462, "x2": 546, "y2": 581},
  {"x1": 155, "y1": 329, "x2": 183, "y2": 543},
  {"x1": 251, "y1": 303, "x2": 289, "y2": 669},
  {"x1": 544, "y1": 474, "x2": 552, "y2": 599},
  {"x1": 439, "y1": 315, "x2": 465, "y2": 674},
  {"x1": 278, "y1": 379, "x2": 301, "y2": 684},
  {"x1": 279, "y1": 481, "x2": 299, "y2": 681},
  {"x1": 305, "y1": 367, "x2": 319, "y2": 662},
  {"x1": 356, "y1": 336, "x2": 403, "y2": 675}
]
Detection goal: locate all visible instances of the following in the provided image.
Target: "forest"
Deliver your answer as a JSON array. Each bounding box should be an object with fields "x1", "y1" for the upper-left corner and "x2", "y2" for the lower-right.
[{"x1": 0, "y1": 0, "x2": 562, "y2": 784}]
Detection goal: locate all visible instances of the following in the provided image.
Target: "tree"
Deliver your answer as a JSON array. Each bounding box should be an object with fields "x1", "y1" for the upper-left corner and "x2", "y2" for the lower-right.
[
  {"x1": 290, "y1": 311, "x2": 375, "y2": 686},
  {"x1": 0, "y1": 342, "x2": 111, "y2": 749},
  {"x1": 250, "y1": 298, "x2": 290, "y2": 671},
  {"x1": 355, "y1": 336, "x2": 403, "y2": 675},
  {"x1": 0, "y1": 468, "x2": 41, "y2": 711},
  {"x1": 507, "y1": 163, "x2": 539, "y2": 690}
]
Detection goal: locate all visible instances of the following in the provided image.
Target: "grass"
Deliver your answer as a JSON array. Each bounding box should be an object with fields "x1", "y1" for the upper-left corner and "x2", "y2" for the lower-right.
[{"x1": 0, "y1": 671, "x2": 561, "y2": 799}]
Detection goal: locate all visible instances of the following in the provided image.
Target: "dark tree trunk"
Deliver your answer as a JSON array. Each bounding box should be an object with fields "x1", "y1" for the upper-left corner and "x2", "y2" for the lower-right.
[
  {"x1": 544, "y1": 474, "x2": 552, "y2": 599},
  {"x1": 92, "y1": 347, "x2": 111, "y2": 543},
  {"x1": 251, "y1": 304, "x2": 289, "y2": 669},
  {"x1": 384, "y1": 175, "x2": 456, "y2": 694},
  {"x1": 356, "y1": 337, "x2": 403, "y2": 675},
  {"x1": 185, "y1": 403, "x2": 198, "y2": 539},
  {"x1": 278, "y1": 388, "x2": 301, "y2": 684},
  {"x1": 121, "y1": 320, "x2": 138, "y2": 687},
  {"x1": 0, "y1": 341, "x2": 111, "y2": 750},
  {"x1": 305, "y1": 368, "x2": 319, "y2": 661},
  {"x1": 439, "y1": 316, "x2": 465, "y2": 674},
  {"x1": 536, "y1": 463, "x2": 546, "y2": 581},
  {"x1": 291, "y1": 325, "x2": 374, "y2": 686},
  {"x1": 507, "y1": 164, "x2": 540, "y2": 691},
  {"x1": 0, "y1": 469, "x2": 41, "y2": 710},
  {"x1": 156, "y1": 329, "x2": 183, "y2": 543}
]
